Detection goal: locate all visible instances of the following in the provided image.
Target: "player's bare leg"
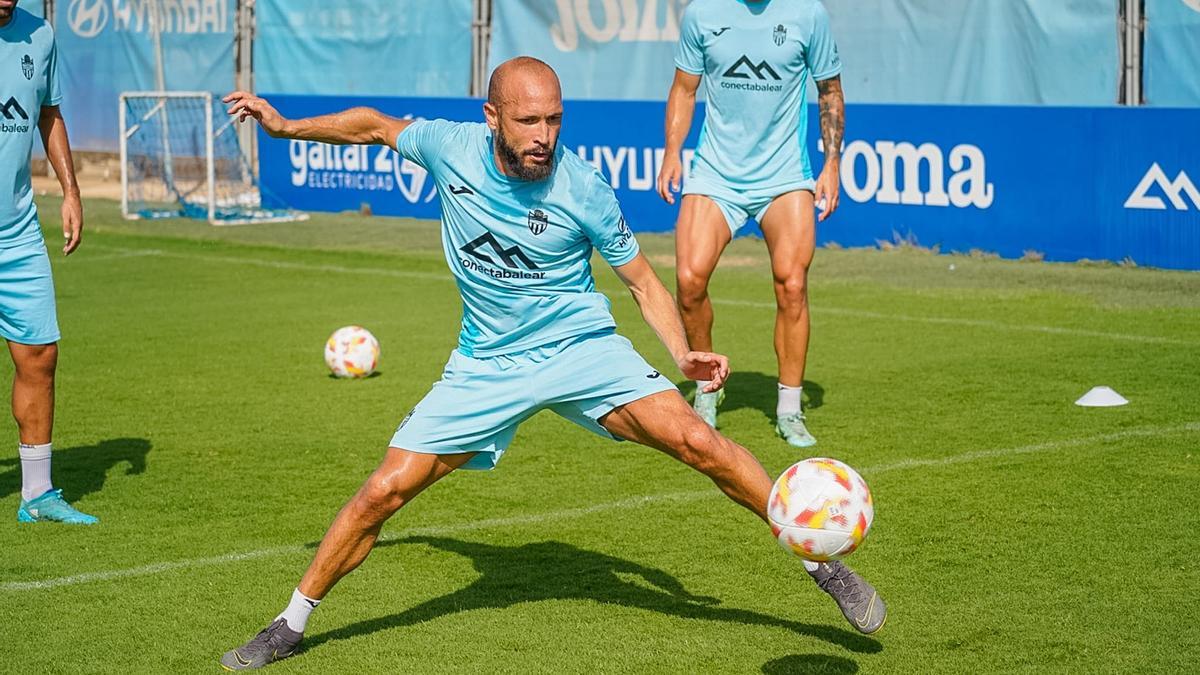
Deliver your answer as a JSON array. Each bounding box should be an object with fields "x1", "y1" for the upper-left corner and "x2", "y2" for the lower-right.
[
  {"x1": 674, "y1": 195, "x2": 732, "y2": 427},
  {"x1": 603, "y1": 389, "x2": 771, "y2": 519},
  {"x1": 601, "y1": 389, "x2": 886, "y2": 634},
  {"x1": 758, "y1": 191, "x2": 818, "y2": 448},
  {"x1": 9, "y1": 342, "x2": 56, "y2": 445},
  {"x1": 299, "y1": 448, "x2": 473, "y2": 597},
  {"x1": 221, "y1": 449, "x2": 473, "y2": 670},
  {"x1": 10, "y1": 341, "x2": 94, "y2": 524}
]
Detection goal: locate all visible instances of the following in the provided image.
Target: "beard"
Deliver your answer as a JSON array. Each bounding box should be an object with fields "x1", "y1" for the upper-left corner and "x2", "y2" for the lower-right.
[{"x1": 495, "y1": 126, "x2": 555, "y2": 182}]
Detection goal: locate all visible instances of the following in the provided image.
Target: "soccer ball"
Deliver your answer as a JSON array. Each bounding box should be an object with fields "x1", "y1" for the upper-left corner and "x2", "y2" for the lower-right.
[
  {"x1": 768, "y1": 457, "x2": 874, "y2": 562},
  {"x1": 324, "y1": 326, "x2": 380, "y2": 378}
]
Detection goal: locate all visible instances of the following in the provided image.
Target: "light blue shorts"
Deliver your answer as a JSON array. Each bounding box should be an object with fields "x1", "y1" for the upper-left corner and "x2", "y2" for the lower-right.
[
  {"x1": 0, "y1": 239, "x2": 61, "y2": 345},
  {"x1": 683, "y1": 172, "x2": 815, "y2": 235},
  {"x1": 390, "y1": 331, "x2": 678, "y2": 470}
]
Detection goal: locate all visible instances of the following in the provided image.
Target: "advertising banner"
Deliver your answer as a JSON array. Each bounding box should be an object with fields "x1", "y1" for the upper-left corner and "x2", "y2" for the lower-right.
[
  {"x1": 1144, "y1": 0, "x2": 1200, "y2": 106},
  {"x1": 54, "y1": 0, "x2": 235, "y2": 151},
  {"x1": 488, "y1": 0, "x2": 688, "y2": 100},
  {"x1": 254, "y1": 0, "x2": 473, "y2": 97},
  {"x1": 258, "y1": 95, "x2": 1200, "y2": 270},
  {"x1": 490, "y1": 0, "x2": 1120, "y2": 105}
]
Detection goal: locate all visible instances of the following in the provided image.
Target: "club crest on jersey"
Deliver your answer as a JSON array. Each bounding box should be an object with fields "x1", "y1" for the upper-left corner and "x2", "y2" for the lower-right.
[
  {"x1": 527, "y1": 208, "x2": 549, "y2": 236},
  {"x1": 21, "y1": 55, "x2": 34, "y2": 80},
  {"x1": 773, "y1": 24, "x2": 787, "y2": 46}
]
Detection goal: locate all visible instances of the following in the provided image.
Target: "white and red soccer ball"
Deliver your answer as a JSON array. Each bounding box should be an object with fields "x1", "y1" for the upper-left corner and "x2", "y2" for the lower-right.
[
  {"x1": 324, "y1": 326, "x2": 380, "y2": 378},
  {"x1": 768, "y1": 457, "x2": 874, "y2": 562}
]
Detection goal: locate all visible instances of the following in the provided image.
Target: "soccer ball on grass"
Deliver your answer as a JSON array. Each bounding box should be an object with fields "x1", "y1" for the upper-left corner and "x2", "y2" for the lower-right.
[
  {"x1": 768, "y1": 457, "x2": 874, "y2": 562},
  {"x1": 324, "y1": 326, "x2": 380, "y2": 378}
]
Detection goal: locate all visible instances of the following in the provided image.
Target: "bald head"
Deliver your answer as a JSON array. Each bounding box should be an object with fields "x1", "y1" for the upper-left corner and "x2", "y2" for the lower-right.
[
  {"x1": 483, "y1": 57, "x2": 564, "y2": 182},
  {"x1": 487, "y1": 57, "x2": 561, "y2": 108}
]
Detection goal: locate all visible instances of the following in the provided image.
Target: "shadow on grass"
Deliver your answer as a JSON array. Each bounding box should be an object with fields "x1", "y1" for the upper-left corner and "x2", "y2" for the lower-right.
[
  {"x1": 0, "y1": 437, "x2": 151, "y2": 502},
  {"x1": 681, "y1": 371, "x2": 825, "y2": 419},
  {"x1": 762, "y1": 653, "x2": 860, "y2": 674},
  {"x1": 305, "y1": 537, "x2": 880, "y2": 656},
  {"x1": 328, "y1": 370, "x2": 383, "y2": 380}
]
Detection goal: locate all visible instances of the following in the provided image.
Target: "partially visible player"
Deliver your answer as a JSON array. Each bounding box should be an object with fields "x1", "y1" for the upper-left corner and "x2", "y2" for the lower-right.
[
  {"x1": 218, "y1": 57, "x2": 884, "y2": 669},
  {"x1": 658, "y1": 0, "x2": 845, "y2": 448},
  {"x1": 1, "y1": 0, "x2": 93, "y2": 524}
]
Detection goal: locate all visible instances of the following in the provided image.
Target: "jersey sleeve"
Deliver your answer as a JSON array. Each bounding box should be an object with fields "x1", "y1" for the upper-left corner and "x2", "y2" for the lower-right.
[
  {"x1": 807, "y1": 3, "x2": 843, "y2": 81},
  {"x1": 43, "y1": 28, "x2": 62, "y2": 106},
  {"x1": 584, "y1": 176, "x2": 640, "y2": 268},
  {"x1": 394, "y1": 119, "x2": 454, "y2": 170},
  {"x1": 673, "y1": 3, "x2": 706, "y2": 75}
]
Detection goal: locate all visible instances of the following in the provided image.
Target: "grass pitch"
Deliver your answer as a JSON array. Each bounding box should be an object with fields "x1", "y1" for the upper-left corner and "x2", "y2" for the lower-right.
[{"x1": 2, "y1": 197, "x2": 1198, "y2": 673}]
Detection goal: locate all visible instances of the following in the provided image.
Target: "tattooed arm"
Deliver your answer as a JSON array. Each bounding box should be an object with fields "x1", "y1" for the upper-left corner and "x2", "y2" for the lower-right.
[{"x1": 814, "y1": 75, "x2": 845, "y2": 222}]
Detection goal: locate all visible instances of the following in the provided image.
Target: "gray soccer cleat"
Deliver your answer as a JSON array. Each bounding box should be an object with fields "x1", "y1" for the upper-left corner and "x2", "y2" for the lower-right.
[
  {"x1": 809, "y1": 560, "x2": 887, "y2": 634},
  {"x1": 220, "y1": 619, "x2": 303, "y2": 671},
  {"x1": 693, "y1": 387, "x2": 725, "y2": 428}
]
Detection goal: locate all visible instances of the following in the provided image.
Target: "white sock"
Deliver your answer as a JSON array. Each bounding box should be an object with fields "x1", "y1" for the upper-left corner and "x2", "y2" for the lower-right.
[
  {"x1": 803, "y1": 559, "x2": 820, "y2": 573},
  {"x1": 276, "y1": 588, "x2": 321, "y2": 632},
  {"x1": 695, "y1": 380, "x2": 713, "y2": 395},
  {"x1": 777, "y1": 383, "x2": 802, "y2": 417},
  {"x1": 19, "y1": 443, "x2": 53, "y2": 502}
]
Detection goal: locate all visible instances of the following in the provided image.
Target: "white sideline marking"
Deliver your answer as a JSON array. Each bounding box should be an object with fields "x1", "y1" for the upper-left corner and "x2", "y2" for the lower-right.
[
  {"x1": 713, "y1": 298, "x2": 1197, "y2": 346},
  {"x1": 82, "y1": 245, "x2": 445, "y2": 282},
  {"x1": 81, "y1": 245, "x2": 1192, "y2": 347},
  {"x1": 3, "y1": 423, "x2": 1196, "y2": 593},
  {"x1": 65, "y1": 249, "x2": 164, "y2": 264}
]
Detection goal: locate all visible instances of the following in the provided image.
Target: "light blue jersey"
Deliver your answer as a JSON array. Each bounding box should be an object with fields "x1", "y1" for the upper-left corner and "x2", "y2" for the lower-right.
[
  {"x1": 395, "y1": 121, "x2": 639, "y2": 358},
  {"x1": 676, "y1": 0, "x2": 841, "y2": 190},
  {"x1": 0, "y1": 8, "x2": 60, "y2": 249}
]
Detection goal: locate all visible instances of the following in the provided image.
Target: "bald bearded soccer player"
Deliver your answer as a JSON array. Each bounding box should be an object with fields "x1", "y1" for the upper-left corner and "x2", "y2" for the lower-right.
[{"x1": 218, "y1": 58, "x2": 885, "y2": 670}]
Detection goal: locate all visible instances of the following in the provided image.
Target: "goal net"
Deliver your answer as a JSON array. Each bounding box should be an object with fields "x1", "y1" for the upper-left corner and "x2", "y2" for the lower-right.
[{"x1": 119, "y1": 91, "x2": 306, "y2": 225}]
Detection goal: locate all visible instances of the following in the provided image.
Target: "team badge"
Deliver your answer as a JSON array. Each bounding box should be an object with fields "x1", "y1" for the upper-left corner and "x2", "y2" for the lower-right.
[
  {"x1": 527, "y1": 208, "x2": 549, "y2": 236},
  {"x1": 773, "y1": 24, "x2": 787, "y2": 46},
  {"x1": 21, "y1": 55, "x2": 34, "y2": 80}
]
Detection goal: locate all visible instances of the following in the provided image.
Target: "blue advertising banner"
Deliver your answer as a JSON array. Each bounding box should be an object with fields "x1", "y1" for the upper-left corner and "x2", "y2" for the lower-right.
[
  {"x1": 258, "y1": 96, "x2": 1200, "y2": 270},
  {"x1": 256, "y1": 95, "x2": 703, "y2": 227},
  {"x1": 255, "y1": 0, "x2": 473, "y2": 97},
  {"x1": 1144, "y1": 0, "x2": 1200, "y2": 106},
  {"x1": 54, "y1": 0, "x2": 235, "y2": 151}
]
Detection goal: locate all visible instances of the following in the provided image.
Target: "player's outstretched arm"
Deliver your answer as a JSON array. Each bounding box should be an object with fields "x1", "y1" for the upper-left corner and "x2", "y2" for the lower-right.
[
  {"x1": 612, "y1": 252, "x2": 729, "y2": 392},
  {"x1": 657, "y1": 69, "x2": 701, "y2": 205},
  {"x1": 223, "y1": 91, "x2": 413, "y2": 148},
  {"x1": 815, "y1": 75, "x2": 845, "y2": 222}
]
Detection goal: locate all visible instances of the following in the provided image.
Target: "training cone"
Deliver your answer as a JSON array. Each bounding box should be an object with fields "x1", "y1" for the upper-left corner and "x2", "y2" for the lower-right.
[{"x1": 1075, "y1": 386, "x2": 1129, "y2": 407}]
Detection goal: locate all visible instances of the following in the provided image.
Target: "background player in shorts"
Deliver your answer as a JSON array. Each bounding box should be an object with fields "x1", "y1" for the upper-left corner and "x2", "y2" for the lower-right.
[
  {"x1": 1, "y1": 0, "x2": 92, "y2": 524},
  {"x1": 657, "y1": 0, "x2": 845, "y2": 448},
  {"x1": 218, "y1": 57, "x2": 883, "y2": 670}
]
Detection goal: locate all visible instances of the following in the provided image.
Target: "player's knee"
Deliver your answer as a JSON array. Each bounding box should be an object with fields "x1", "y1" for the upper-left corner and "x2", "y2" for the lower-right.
[
  {"x1": 359, "y1": 472, "x2": 409, "y2": 516},
  {"x1": 677, "y1": 424, "x2": 726, "y2": 473},
  {"x1": 14, "y1": 344, "x2": 57, "y2": 382},
  {"x1": 676, "y1": 268, "x2": 711, "y2": 310},
  {"x1": 774, "y1": 274, "x2": 809, "y2": 312}
]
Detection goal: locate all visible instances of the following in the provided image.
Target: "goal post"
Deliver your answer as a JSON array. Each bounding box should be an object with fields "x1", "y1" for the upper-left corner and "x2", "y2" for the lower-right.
[{"x1": 119, "y1": 91, "x2": 306, "y2": 226}]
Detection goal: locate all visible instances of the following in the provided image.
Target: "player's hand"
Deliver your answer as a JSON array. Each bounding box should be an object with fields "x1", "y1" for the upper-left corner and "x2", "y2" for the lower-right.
[
  {"x1": 814, "y1": 164, "x2": 840, "y2": 222},
  {"x1": 657, "y1": 154, "x2": 683, "y2": 204},
  {"x1": 61, "y1": 192, "x2": 82, "y2": 256},
  {"x1": 223, "y1": 91, "x2": 288, "y2": 137},
  {"x1": 677, "y1": 351, "x2": 730, "y2": 392}
]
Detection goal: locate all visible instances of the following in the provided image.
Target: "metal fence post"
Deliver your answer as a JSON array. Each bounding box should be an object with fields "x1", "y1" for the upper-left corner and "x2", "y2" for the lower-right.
[
  {"x1": 471, "y1": 0, "x2": 493, "y2": 97},
  {"x1": 236, "y1": 0, "x2": 257, "y2": 177},
  {"x1": 1120, "y1": 0, "x2": 1145, "y2": 105}
]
